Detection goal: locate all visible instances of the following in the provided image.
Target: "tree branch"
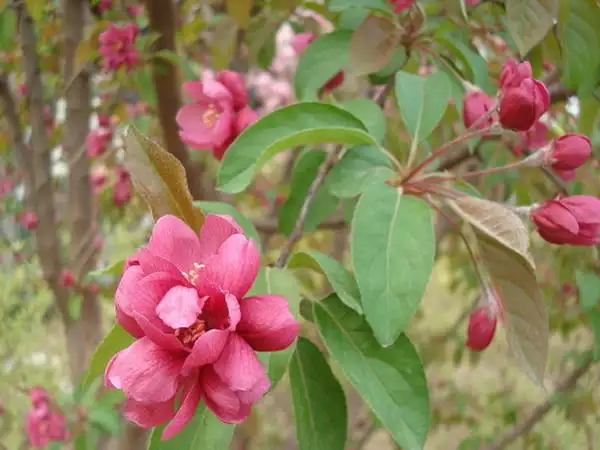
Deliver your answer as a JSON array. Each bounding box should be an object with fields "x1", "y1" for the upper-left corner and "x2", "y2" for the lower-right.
[
  {"x1": 144, "y1": 0, "x2": 208, "y2": 200},
  {"x1": 12, "y1": 0, "x2": 69, "y2": 318},
  {"x1": 479, "y1": 355, "x2": 595, "y2": 450}
]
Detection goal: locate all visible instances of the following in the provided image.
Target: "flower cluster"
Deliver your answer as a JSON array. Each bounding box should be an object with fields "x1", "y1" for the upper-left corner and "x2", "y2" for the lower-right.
[
  {"x1": 98, "y1": 23, "x2": 139, "y2": 71},
  {"x1": 176, "y1": 71, "x2": 259, "y2": 160},
  {"x1": 86, "y1": 128, "x2": 113, "y2": 158},
  {"x1": 104, "y1": 214, "x2": 299, "y2": 439},
  {"x1": 25, "y1": 387, "x2": 68, "y2": 448}
]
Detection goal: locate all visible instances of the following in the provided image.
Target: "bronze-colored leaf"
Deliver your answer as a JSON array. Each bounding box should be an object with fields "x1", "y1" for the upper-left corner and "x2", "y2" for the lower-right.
[
  {"x1": 450, "y1": 196, "x2": 548, "y2": 385},
  {"x1": 123, "y1": 126, "x2": 204, "y2": 231},
  {"x1": 226, "y1": 0, "x2": 253, "y2": 28},
  {"x1": 347, "y1": 15, "x2": 400, "y2": 76}
]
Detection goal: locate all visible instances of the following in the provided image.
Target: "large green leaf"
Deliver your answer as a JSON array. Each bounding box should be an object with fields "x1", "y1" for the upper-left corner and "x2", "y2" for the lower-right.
[
  {"x1": 123, "y1": 127, "x2": 204, "y2": 231},
  {"x1": 294, "y1": 31, "x2": 352, "y2": 101},
  {"x1": 395, "y1": 70, "x2": 452, "y2": 146},
  {"x1": 279, "y1": 150, "x2": 340, "y2": 235},
  {"x1": 289, "y1": 338, "x2": 348, "y2": 450},
  {"x1": 450, "y1": 196, "x2": 548, "y2": 385},
  {"x1": 82, "y1": 325, "x2": 134, "y2": 389},
  {"x1": 217, "y1": 103, "x2": 379, "y2": 193},
  {"x1": 194, "y1": 201, "x2": 261, "y2": 250},
  {"x1": 329, "y1": 0, "x2": 392, "y2": 13},
  {"x1": 288, "y1": 250, "x2": 362, "y2": 313},
  {"x1": 352, "y1": 184, "x2": 434, "y2": 346},
  {"x1": 558, "y1": 0, "x2": 600, "y2": 93},
  {"x1": 314, "y1": 295, "x2": 429, "y2": 450},
  {"x1": 327, "y1": 145, "x2": 395, "y2": 198},
  {"x1": 148, "y1": 404, "x2": 234, "y2": 450},
  {"x1": 341, "y1": 99, "x2": 386, "y2": 143},
  {"x1": 247, "y1": 267, "x2": 302, "y2": 386},
  {"x1": 505, "y1": 0, "x2": 557, "y2": 56}
]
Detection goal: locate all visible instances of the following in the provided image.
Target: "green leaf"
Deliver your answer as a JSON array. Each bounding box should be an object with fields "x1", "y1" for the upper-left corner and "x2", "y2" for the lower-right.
[
  {"x1": 351, "y1": 184, "x2": 435, "y2": 346},
  {"x1": 82, "y1": 325, "x2": 134, "y2": 389},
  {"x1": 576, "y1": 270, "x2": 600, "y2": 312},
  {"x1": 148, "y1": 404, "x2": 235, "y2": 450},
  {"x1": 327, "y1": 145, "x2": 395, "y2": 198},
  {"x1": 295, "y1": 31, "x2": 352, "y2": 101},
  {"x1": 505, "y1": 0, "x2": 557, "y2": 56},
  {"x1": 217, "y1": 103, "x2": 378, "y2": 193},
  {"x1": 247, "y1": 267, "x2": 302, "y2": 386},
  {"x1": 123, "y1": 127, "x2": 205, "y2": 231},
  {"x1": 226, "y1": 0, "x2": 253, "y2": 27},
  {"x1": 88, "y1": 259, "x2": 125, "y2": 278},
  {"x1": 558, "y1": 0, "x2": 600, "y2": 91},
  {"x1": 329, "y1": 0, "x2": 392, "y2": 13},
  {"x1": 88, "y1": 405, "x2": 121, "y2": 434},
  {"x1": 0, "y1": 8, "x2": 16, "y2": 51},
  {"x1": 450, "y1": 196, "x2": 548, "y2": 385},
  {"x1": 347, "y1": 15, "x2": 400, "y2": 76},
  {"x1": 194, "y1": 201, "x2": 261, "y2": 250},
  {"x1": 290, "y1": 338, "x2": 348, "y2": 450},
  {"x1": 314, "y1": 294, "x2": 429, "y2": 450},
  {"x1": 395, "y1": 70, "x2": 452, "y2": 145},
  {"x1": 288, "y1": 250, "x2": 362, "y2": 313},
  {"x1": 279, "y1": 150, "x2": 339, "y2": 235},
  {"x1": 341, "y1": 99, "x2": 386, "y2": 143}
]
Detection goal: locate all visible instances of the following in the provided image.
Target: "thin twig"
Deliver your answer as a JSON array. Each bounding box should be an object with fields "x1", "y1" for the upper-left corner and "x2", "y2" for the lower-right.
[{"x1": 479, "y1": 355, "x2": 594, "y2": 450}]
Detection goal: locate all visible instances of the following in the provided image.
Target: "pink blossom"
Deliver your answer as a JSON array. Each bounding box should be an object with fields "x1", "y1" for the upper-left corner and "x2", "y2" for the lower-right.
[
  {"x1": 21, "y1": 211, "x2": 38, "y2": 230},
  {"x1": 215, "y1": 71, "x2": 249, "y2": 112},
  {"x1": 105, "y1": 215, "x2": 299, "y2": 438},
  {"x1": 0, "y1": 176, "x2": 13, "y2": 197},
  {"x1": 97, "y1": 113, "x2": 112, "y2": 128},
  {"x1": 211, "y1": 107, "x2": 259, "y2": 160},
  {"x1": 177, "y1": 80, "x2": 235, "y2": 151},
  {"x1": 98, "y1": 0, "x2": 112, "y2": 11},
  {"x1": 291, "y1": 32, "x2": 316, "y2": 54},
  {"x1": 388, "y1": 0, "x2": 414, "y2": 13},
  {"x1": 113, "y1": 178, "x2": 132, "y2": 207},
  {"x1": 60, "y1": 269, "x2": 76, "y2": 288},
  {"x1": 25, "y1": 387, "x2": 68, "y2": 448},
  {"x1": 86, "y1": 128, "x2": 113, "y2": 158},
  {"x1": 127, "y1": 5, "x2": 144, "y2": 17},
  {"x1": 98, "y1": 23, "x2": 139, "y2": 71},
  {"x1": 91, "y1": 167, "x2": 108, "y2": 192}
]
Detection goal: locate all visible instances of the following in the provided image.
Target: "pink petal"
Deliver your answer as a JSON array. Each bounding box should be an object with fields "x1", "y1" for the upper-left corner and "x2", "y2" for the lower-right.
[
  {"x1": 162, "y1": 377, "x2": 203, "y2": 440},
  {"x1": 179, "y1": 130, "x2": 215, "y2": 150},
  {"x1": 156, "y1": 286, "x2": 203, "y2": 329},
  {"x1": 123, "y1": 398, "x2": 175, "y2": 428},
  {"x1": 130, "y1": 272, "x2": 180, "y2": 331},
  {"x1": 115, "y1": 266, "x2": 145, "y2": 338},
  {"x1": 236, "y1": 374, "x2": 270, "y2": 404},
  {"x1": 136, "y1": 247, "x2": 187, "y2": 280},
  {"x1": 212, "y1": 108, "x2": 235, "y2": 148},
  {"x1": 201, "y1": 293, "x2": 241, "y2": 330},
  {"x1": 148, "y1": 215, "x2": 202, "y2": 273},
  {"x1": 181, "y1": 329, "x2": 230, "y2": 376},
  {"x1": 196, "y1": 214, "x2": 243, "y2": 261},
  {"x1": 202, "y1": 79, "x2": 234, "y2": 107},
  {"x1": 134, "y1": 313, "x2": 185, "y2": 352},
  {"x1": 237, "y1": 295, "x2": 300, "y2": 351},
  {"x1": 105, "y1": 338, "x2": 184, "y2": 403},
  {"x1": 213, "y1": 333, "x2": 267, "y2": 392},
  {"x1": 182, "y1": 81, "x2": 208, "y2": 102},
  {"x1": 198, "y1": 234, "x2": 259, "y2": 299},
  {"x1": 176, "y1": 104, "x2": 217, "y2": 145},
  {"x1": 200, "y1": 367, "x2": 251, "y2": 423}
]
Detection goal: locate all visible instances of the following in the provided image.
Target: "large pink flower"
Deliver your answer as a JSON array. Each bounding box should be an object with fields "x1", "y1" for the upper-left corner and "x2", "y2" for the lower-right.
[
  {"x1": 176, "y1": 80, "x2": 235, "y2": 150},
  {"x1": 105, "y1": 214, "x2": 299, "y2": 439}
]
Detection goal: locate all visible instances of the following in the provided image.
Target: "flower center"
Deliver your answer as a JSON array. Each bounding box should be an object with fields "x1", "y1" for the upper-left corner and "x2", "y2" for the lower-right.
[
  {"x1": 113, "y1": 41, "x2": 124, "y2": 52},
  {"x1": 175, "y1": 318, "x2": 207, "y2": 346},
  {"x1": 202, "y1": 104, "x2": 219, "y2": 128},
  {"x1": 181, "y1": 262, "x2": 205, "y2": 285}
]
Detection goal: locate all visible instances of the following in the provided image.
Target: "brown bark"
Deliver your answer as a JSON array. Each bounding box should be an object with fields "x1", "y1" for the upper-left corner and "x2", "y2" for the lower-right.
[
  {"x1": 62, "y1": 0, "x2": 102, "y2": 381},
  {"x1": 144, "y1": 0, "x2": 211, "y2": 200},
  {"x1": 12, "y1": 1, "x2": 70, "y2": 319}
]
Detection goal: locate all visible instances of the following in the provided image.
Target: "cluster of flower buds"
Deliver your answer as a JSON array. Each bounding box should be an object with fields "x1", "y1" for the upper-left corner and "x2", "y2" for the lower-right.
[
  {"x1": 176, "y1": 71, "x2": 259, "y2": 160},
  {"x1": 113, "y1": 165, "x2": 132, "y2": 207},
  {"x1": 292, "y1": 33, "x2": 345, "y2": 92},
  {"x1": 25, "y1": 387, "x2": 68, "y2": 448},
  {"x1": 98, "y1": 23, "x2": 139, "y2": 71}
]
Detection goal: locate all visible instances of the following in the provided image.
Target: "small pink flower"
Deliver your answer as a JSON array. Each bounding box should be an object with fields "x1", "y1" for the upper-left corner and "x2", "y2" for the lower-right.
[
  {"x1": 113, "y1": 178, "x2": 132, "y2": 207},
  {"x1": 532, "y1": 195, "x2": 600, "y2": 246},
  {"x1": 388, "y1": 0, "x2": 414, "y2": 13},
  {"x1": 86, "y1": 128, "x2": 113, "y2": 158},
  {"x1": 105, "y1": 215, "x2": 299, "y2": 438},
  {"x1": 499, "y1": 78, "x2": 550, "y2": 131},
  {"x1": 25, "y1": 388, "x2": 68, "y2": 448},
  {"x1": 98, "y1": 0, "x2": 112, "y2": 11},
  {"x1": 462, "y1": 90, "x2": 495, "y2": 130},
  {"x1": 466, "y1": 305, "x2": 497, "y2": 351},
  {"x1": 127, "y1": 5, "x2": 144, "y2": 17},
  {"x1": 177, "y1": 80, "x2": 234, "y2": 151},
  {"x1": 97, "y1": 113, "x2": 112, "y2": 128},
  {"x1": 21, "y1": 211, "x2": 38, "y2": 230},
  {"x1": 499, "y1": 60, "x2": 532, "y2": 89},
  {"x1": 0, "y1": 176, "x2": 13, "y2": 197},
  {"x1": 215, "y1": 71, "x2": 249, "y2": 112},
  {"x1": 29, "y1": 387, "x2": 50, "y2": 410},
  {"x1": 91, "y1": 167, "x2": 108, "y2": 192},
  {"x1": 98, "y1": 23, "x2": 139, "y2": 71},
  {"x1": 510, "y1": 121, "x2": 549, "y2": 157},
  {"x1": 18, "y1": 83, "x2": 27, "y2": 97},
  {"x1": 545, "y1": 133, "x2": 591, "y2": 171},
  {"x1": 60, "y1": 269, "x2": 76, "y2": 288}
]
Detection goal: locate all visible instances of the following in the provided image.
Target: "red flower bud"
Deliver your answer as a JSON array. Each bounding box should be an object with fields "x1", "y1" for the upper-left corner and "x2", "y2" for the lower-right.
[
  {"x1": 553, "y1": 168, "x2": 576, "y2": 182},
  {"x1": 499, "y1": 60, "x2": 532, "y2": 89},
  {"x1": 60, "y1": 269, "x2": 75, "y2": 288},
  {"x1": 531, "y1": 195, "x2": 600, "y2": 246},
  {"x1": 215, "y1": 70, "x2": 249, "y2": 112},
  {"x1": 388, "y1": 0, "x2": 415, "y2": 13},
  {"x1": 499, "y1": 78, "x2": 550, "y2": 131},
  {"x1": 462, "y1": 90, "x2": 495, "y2": 129},
  {"x1": 234, "y1": 107, "x2": 258, "y2": 135},
  {"x1": 323, "y1": 71, "x2": 345, "y2": 92},
  {"x1": 466, "y1": 306, "x2": 497, "y2": 351},
  {"x1": 21, "y1": 211, "x2": 38, "y2": 230},
  {"x1": 546, "y1": 133, "x2": 591, "y2": 171}
]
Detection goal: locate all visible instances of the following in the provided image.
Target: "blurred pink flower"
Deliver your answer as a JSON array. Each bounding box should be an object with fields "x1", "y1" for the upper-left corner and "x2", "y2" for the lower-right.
[
  {"x1": 113, "y1": 178, "x2": 132, "y2": 207},
  {"x1": 98, "y1": 23, "x2": 139, "y2": 71},
  {"x1": 177, "y1": 80, "x2": 234, "y2": 151},
  {"x1": 86, "y1": 128, "x2": 113, "y2": 158},
  {"x1": 105, "y1": 215, "x2": 299, "y2": 438},
  {"x1": 25, "y1": 387, "x2": 68, "y2": 448},
  {"x1": 212, "y1": 106, "x2": 259, "y2": 160},
  {"x1": 98, "y1": 0, "x2": 112, "y2": 11},
  {"x1": 21, "y1": 211, "x2": 38, "y2": 230}
]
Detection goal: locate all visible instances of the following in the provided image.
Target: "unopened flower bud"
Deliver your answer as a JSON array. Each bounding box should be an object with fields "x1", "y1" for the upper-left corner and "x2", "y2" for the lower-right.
[
  {"x1": 499, "y1": 60, "x2": 532, "y2": 89},
  {"x1": 544, "y1": 133, "x2": 591, "y2": 171},
  {"x1": 60, "y1": 269, "x2": 75, "y2": 288},
  {"x1": 466, "y1": 305, "x2": 497, "y2": 351},
  {"x1": 388, "y1": 0, "x2": 414, "y2": 13},
  {"x1": 499, "y1": 78, "x2": 550, "y2": 131},
  {"x1": 462, "y1": 90, "x2": 495, "y2": 129}
]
